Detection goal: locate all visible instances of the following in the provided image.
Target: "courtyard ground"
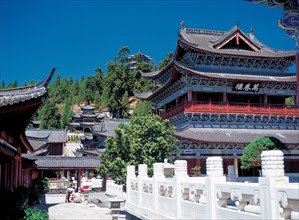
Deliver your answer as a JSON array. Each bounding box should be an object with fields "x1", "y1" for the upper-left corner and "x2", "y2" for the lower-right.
[{"x1": 32, "y1": 192, "x2": 125, "y2": 220}]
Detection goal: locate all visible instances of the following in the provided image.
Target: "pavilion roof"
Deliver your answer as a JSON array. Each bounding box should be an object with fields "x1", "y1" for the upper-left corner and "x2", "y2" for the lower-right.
[
  {"x1": 26, "y1": 129, "x2": 67, "y2": 151},
  {"x1": 24, "y1": 155, "x2": 100, "y2": 169},
  {"x1": 80, "y1": 105, "x2": 96, "y2": 111},
  {"x1": 94, "y1": 119, "x2": 130, "y2": 137},
  {"x1": 0, "y1": 68, "x2": 55, "y2": 107},
  {"x1": 135, "y1": 60, "x2": 296, "y2": 101},
  {"x1": 81, "y1": 113, "x2": 97, "y2": 118},
  {"x1": 134, "y1": 91, "x2": 153, "y2": 100},
  {"x1": 179, "y1": 25, "x2": 295, "y2": 58},
  {"x1": 175, "y1": 61, "x2": 297, "y2": 82},
  {"x1": 68, "y1": 122, "x2": 81, "y2": 127},
  {"x1": 140, "y1": 61, "x2": 173, "y2": 79},
  {"x1": 175, "y1": 128, "x2": 299, "y2": 144},
  {"x1": 0, "y1": 68, "x2": 55, "y2": 154},
  {"x1": 0, "y1": 138, "x2": 17, "y2": 157}
]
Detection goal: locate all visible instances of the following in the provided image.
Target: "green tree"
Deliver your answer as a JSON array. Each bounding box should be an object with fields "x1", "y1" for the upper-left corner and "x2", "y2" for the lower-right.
[
  {"x1": 1, "y1": 80, "x2": 5, "y2": 89},
  {"x1": 133, "y1": 100, "x2": 152, "y2": 116},
  {"x1": 158, "y1": 52, "x2": 173, "y2": 70},
  {"x1": 115, "y1": 46, "x2": 130, "y2": 64},
  {"x1": 85, "y1": 75, "x2": 96, "y2": 103},
  {"x1": 12, "y1": 80, "x2": 18, "y2": 88},
  {"x1": 28, "y1": 80, "x2": 35, "y2": 86},
  {"x1": 78, "y1": 76, "x2": 86, "y2": 104},
  {"x1": 241, "y1": 136, "x2": 287, "y2": 169},
  {"x1": 285, "y1": 96, "x2": 295, "y2": 107},
  {"x1": 131, "y1": 62, "x2": 153, "y2": 93},
  {"x1": 61, "y1": 100, "x2": 74, "y2": 129},
  {"x1": 6, "y1": 82, "x2": 13, "y2": 88},
  {"x1": 102, "y1": 61, "x2": 129, "y2": 118},
  {"x1": 95, "y1": 67, "x2": 104, "y2": 91},
  {"x1": 39, "y1": 99, "x2": 62, "y2": 129},
  {"x1": 97, "y1": 115, "x2": 178, "y2": 187},
  {"x1": 71, "y1": 80, "x2": 80, "y2": 104},
  {"x1": 102, "y1": 47, "x2": 154, "y2": 118}
]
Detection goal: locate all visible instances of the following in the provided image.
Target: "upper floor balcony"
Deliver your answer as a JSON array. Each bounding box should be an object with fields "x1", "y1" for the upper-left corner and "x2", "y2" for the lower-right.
[{"x1": 160, "y1": 100, "x2": 299, "y2": 119}]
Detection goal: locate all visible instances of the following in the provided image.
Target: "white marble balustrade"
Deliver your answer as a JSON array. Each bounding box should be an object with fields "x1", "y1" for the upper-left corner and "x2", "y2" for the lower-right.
[{"x1": 124, "y1": 150, "x2": 299, "y2": 220}]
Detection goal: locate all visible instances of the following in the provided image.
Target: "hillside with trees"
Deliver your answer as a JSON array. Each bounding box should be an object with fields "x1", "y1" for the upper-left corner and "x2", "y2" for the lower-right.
[{"x1": 1, "y1": 47, "x2": 173, "y2": 129}]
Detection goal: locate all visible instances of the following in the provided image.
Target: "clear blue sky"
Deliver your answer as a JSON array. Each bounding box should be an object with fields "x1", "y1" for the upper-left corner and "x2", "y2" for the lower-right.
[{"x1": 0, "y1": 0, "x2": 296, "y2": 85}]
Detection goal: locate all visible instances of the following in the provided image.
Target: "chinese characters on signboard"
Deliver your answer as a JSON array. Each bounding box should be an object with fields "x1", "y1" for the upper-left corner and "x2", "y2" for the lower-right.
[{"x1": 233, "y1": 82, "x2": 260, "y2": 92}]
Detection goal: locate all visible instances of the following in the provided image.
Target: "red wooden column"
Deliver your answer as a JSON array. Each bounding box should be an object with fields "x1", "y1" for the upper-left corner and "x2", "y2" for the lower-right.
[
  {"x1": 234, "y1": 158, "x2": 239, "y2": 177},
  {"x1": 223, "y1": 92, "x2": 227, "y2": 104},
  {"x1": 187, "y1": 90, "x2": 192, "y2": 102},
  {"x1": 67, "y1": 170, "x2": 70, "y2": 180},
  {"x1": 77, "y1": 169, "x2": 83, "y2": 189},
  {"x1": 264, "y1": 94, "x2": 268, "y2": 106}
]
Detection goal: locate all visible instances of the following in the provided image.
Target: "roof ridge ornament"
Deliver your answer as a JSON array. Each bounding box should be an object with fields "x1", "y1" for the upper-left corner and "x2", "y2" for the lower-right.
[
  {"x1": 180, "y1": 20, "x2": 185, "y2": 31},
  {"x1": 250, "y1": 26, "x2": 254, "y2": 36}
]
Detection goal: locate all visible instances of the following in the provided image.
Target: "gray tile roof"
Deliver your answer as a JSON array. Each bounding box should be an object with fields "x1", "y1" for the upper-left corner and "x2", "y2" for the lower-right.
[
  {"x1": 81, "y1": 105, "x2": 96, "y2": 111},
  {"x1": 175, "y1": 128, "x2": 299, "y2": 144},
  {"x1": 134, "y1": 92, "x2": 153, "y2": 100},
  {"x1": 140, "y1": 61, "x2": 173, "y2": 79},
  {"x1": 0, "y1": 138, "x2": 17, "y2": 154},
  {"x1": 24, "y1": 156, "x2": 100, "y2": 169},
  {"x1": 0, "y1": 87, "x2": 47, "y2": 107},
  {"x1": 175, "y1": 61, "x2": 297, "y2": 82},
  {"x1": 180, "y1": 26, "x2": 295, "y2": 58},
  {"x1": 94, "y1": 119, "x2": 131, "y2": 137},
  {"x1": 26, "y1": 129, "x2": 67, "y2": 151},
  {"x1": 0, "y1": 68, "x2": 55, "y2": 107},
  {"x1": 135, "y1": 60, "x2": 296, "y2": 101}
]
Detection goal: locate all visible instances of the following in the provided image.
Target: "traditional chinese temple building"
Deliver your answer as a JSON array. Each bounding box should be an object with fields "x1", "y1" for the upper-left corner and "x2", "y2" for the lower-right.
[
  {"x1": 26, "y1": 129, "x2": 67, "y2": 156},
  {"x1": 136, "y1": 24, "x2": 299, "y2": 176},
  {"x1": 68, "y1": 104, "x2": 106, "y2": 133},
  {"x1": 24, "y1": 128, "x2": 101, "y2": 188},
  {"x1": 68, "y1": 104, "x2": 107, "y2": 153},
  {"x1": 0, "y1": 68, "x2": 55, "y2": 191},
  {"x1": 128, "y1": 52, "x2": 152, "y2": 71}
]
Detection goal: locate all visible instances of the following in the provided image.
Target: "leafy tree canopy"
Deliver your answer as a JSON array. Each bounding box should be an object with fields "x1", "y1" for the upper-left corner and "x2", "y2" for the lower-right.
[
  {"x1": 158, "y1": 52, "x2": 173, "y2": 70},
  {"x1": 38, "y1": 99, "x2": 61, "y2": 129},
  {"x1": 240, "y1": 136, "x2": 287, "y2": 170},
  {"x1": 97, "y1": 114, "x2": 178, "y2": 187},
  {"x1": 133, "y1": 100, "x2": 152, "y2": 116}
]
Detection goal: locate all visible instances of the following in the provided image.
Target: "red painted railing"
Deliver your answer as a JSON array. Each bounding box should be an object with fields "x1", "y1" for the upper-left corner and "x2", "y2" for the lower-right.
[{"x1": 160, "y1": 101, "x2": 299, "y2": 119}]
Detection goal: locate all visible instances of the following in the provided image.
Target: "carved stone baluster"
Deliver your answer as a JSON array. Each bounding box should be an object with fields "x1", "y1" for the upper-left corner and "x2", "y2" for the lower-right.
[
  {"x1": 148, "y1": 183, "x2": 153, "y2": 194},
  {"x1": 159, "y1": 185, "x2": 165, "y2": 196},
  {"x1": 194, "y1": 189, "x2": 202, "y2": 203},
  {"x1": 182, "y1": 188, "x2": 189, "y2": 200},
  {"x1": 216, "y1": 188, "x2": 229, "y2": 208},
  {"x1": 167, "y1": 186, "x2": 173, "y2": 197}
]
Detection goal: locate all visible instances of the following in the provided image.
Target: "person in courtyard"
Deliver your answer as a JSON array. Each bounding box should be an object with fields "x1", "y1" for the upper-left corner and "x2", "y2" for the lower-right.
[
  {"x1": 65, "y1": 180, "x2": 75, "y2": 202},
  {"x1": 72, "y1": 189, "x2": 82, "y2": 203}
]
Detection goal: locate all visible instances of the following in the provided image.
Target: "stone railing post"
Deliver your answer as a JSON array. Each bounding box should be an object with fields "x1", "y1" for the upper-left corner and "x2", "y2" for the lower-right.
[
  {"x1": 206, "y1": 156, "x2": 226, "y2": 220},
  {"x1": 174, "y1": 160, "x2": 188, "y2": 219},
  {"x1": 259, "y1": 150, "x2": 288, "y2": 219},
  {"x1": 126, "y1": 165, "x2": 136, "y2": 203},
  {"x1": 153, "y1": 163, "x2": 165, "y2": 213},
  {"x1": 138, "y1": 164, "x2": 148, "y2": 206}
]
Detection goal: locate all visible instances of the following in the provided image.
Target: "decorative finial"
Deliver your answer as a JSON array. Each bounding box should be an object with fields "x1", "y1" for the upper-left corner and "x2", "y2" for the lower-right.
[
  {"x1": 250, "y1": 26, "x2": 254, "y2": 35},
  {"x1": 237, "y1": 21, "x2": 240, "y2": 28},
  {"x1": 180, "y1": 20, "x2": 185, "y2": 30}
]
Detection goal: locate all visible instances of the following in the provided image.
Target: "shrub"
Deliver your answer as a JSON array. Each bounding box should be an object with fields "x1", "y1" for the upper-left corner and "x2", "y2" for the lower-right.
[
  {"x1": 241, "y1": 136, "x2": 287, "y2": 169},
  {"x1": 28, "y1": 188, "x2": 41, "y2": 205},
  {"x1": 0, "y1": 187, "x2": 30, "y2": 219},
  {"x1": 42, "y1": 177, "x2": 50, "y2": 188},
  {"x1": 24, "y1": 208, "x2": 48, "y2": 220}
]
